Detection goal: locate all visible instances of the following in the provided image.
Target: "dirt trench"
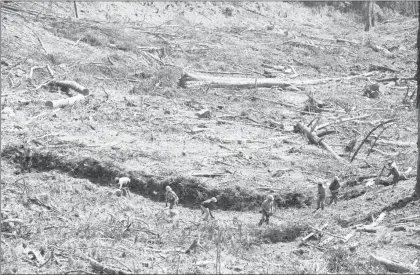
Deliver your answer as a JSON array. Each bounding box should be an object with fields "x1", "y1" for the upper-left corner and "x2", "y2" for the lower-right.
[{"x1": 2, "y1": 145, "x2": 315, "y2": 211}]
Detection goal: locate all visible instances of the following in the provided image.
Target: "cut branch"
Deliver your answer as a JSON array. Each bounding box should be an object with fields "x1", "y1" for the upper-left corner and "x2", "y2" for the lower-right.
[
  {"x1": 350, "y1": 119, "x2": 395, "y2": 162},
  {"x1": 316, "y1": 114, "x2": 372, "y2": 131},
  {"x1": 366, "y1": 125, "x2": 392, "y2": 157}
]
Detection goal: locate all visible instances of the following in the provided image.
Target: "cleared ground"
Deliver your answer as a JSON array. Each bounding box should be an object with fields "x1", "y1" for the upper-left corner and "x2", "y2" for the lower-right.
[{"x1": 1, "y1": 2, "x2": 419, "y2": 274}]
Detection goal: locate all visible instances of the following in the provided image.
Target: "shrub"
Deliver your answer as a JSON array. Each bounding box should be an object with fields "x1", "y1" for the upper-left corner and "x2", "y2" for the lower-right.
[
  {"x1": 256, "y1": 222, "x2": 310, "y2": 243},
  {"x1": 326, "y1": 247, "x2": 353, "y2": 273}
]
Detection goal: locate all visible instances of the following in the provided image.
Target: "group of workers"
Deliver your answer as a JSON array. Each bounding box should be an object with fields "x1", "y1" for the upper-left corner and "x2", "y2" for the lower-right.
[
  {"x1": 114, "y1": 177, "x2": 218, "y2": 221},
  {"x1": 112, "y1": 159, "x2": 404, "y2": 225},
  {"x1": 16, "y1": 143, "x2": 405, "y2": 225}
]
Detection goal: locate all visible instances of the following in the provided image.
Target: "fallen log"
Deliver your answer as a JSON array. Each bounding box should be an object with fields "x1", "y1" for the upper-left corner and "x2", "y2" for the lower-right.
[
  {"x1": 294, "y1": 122, "x2": 346, "y2": 163},
  {"x1": 191, "y1": 172, "x2": 227, "y2": 178},
  {"x1": 370, "y1": 254, "x2": 418, "y2": 273},
  {"x1": 356, "y1": 212, "x2": 387, "y2": 232},
  {"x1": 357, "y1": 226, "x2": 380, "y2": 233},
  {"x1": 45, "y1": 94, "x2": 85, "y2": 108},
  {"x1": 179, "y1": 71, "x2": 374, "y2": 89},
  {"x1": 52, "y1": 80, "x2": 90, "y2": 95},
  {"x1": 374, "y1": 76, "x2": 416, "y2": 83},
  {"x1": 316, "y1": 130, "x2": 339, "y2": 138},
  {"x1": 398, "y1": 215, "x2": 420, "y2": 223},
  {"x1": 374, "y1": 140, "x2": 416, "y2": 147},
  {"x1": 86, "y1": 256, "x2": 131, "y2": 274}
]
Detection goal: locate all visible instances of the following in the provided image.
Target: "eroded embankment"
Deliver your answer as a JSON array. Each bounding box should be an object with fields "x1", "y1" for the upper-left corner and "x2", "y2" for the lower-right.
[{"x1": 2, "y1": 145, "x2": 314, "y2": 211}]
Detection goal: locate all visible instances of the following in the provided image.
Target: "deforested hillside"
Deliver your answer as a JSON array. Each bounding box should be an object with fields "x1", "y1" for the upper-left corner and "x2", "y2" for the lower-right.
[{"x1": 1, "y1": 2, "x2": 419, "y2": 274}]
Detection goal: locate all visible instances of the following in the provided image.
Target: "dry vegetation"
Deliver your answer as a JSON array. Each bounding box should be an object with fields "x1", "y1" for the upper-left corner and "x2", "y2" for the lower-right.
[{"x1": 1, "y1": 1, "x2": 420, "y2": 274}]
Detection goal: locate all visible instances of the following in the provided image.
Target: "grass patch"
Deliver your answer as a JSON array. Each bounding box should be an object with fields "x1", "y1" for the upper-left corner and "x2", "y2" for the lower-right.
[
  {"x1": 341, "y1": 186, "x2": 366, "y2": 200},
  {"x1": 325, "y1": 247, "x2": 386, "y2": 273},
  {"x1": 256, "y1": 222, "x2": 310, "y2": 243}
]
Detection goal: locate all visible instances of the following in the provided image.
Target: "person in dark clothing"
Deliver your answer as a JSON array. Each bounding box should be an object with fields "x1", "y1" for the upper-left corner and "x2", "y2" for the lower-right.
[
  {"x1": 314, "y1": 182, "x2": 326, "y2": 212},
  {"x1": 328, "y1": 176, "x2": 341, "y2": 205},
  {"x1": 201, "y1": 197, "x2": 217, "y2": 221},
  {"x1": 258, "y1": 195, "x2": 274, "y2": 226},
  {"x1": 19, "y1": 145, "x2": 33, "y2": 172}
]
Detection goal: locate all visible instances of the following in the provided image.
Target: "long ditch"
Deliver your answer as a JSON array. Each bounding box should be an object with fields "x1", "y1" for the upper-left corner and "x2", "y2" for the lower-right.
[{"x1": 2, "y1": 145, "x2": 316, "y2": 211}]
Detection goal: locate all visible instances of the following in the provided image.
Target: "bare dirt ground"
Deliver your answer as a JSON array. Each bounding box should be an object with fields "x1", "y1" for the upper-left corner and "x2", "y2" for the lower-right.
[{"x1": 1, "y1": 2, "x2": 419, "y2": 274}]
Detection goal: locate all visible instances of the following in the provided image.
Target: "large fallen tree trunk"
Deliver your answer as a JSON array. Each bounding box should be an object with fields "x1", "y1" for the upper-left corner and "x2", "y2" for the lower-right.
[
  {"x1": 179, "y1": 71, "x2": 374, "y2": 89},
  {"x1": 294, "y1": 122, "x2": 347, "y2": 163},
  {"x1": 45, "y1": 94, "x2": 85, "y2": 108}
]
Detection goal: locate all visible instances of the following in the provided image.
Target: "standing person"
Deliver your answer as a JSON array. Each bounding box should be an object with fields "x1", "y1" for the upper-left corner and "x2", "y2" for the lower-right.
[
  {"x1": 314, "y1": 182, "x2": 326, "y2": 212},
  {"x1": 328, "y1": 176, "x2": 341, "y2": 205},
  {"x1": 258, "y1": 195, "x2": 274, "y2": 226},
  {"x1": 19, "y1": 145, "x2": 33, "y2": 172},
  {"x1": 165, "y1": 186, "x2": 179, "y2": 209},
  {"x1": 201, "y1": 197, "x2": 217, "y2": 221}
]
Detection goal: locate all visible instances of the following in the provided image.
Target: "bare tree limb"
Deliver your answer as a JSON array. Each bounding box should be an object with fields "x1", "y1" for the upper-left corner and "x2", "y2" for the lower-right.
[
  {"x1": 350, "y1": 119, "x2": 395, "y2": 162},
  {"x1": 366, "y1": 125, "x2": 392, "y2": 157},
  {"x1": 316, "y1": 114, "x2": 372, "y2": 131}
]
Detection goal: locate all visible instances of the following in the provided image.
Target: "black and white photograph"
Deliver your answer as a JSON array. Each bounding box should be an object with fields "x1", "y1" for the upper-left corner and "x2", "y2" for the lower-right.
[{"x1": 1, "y1": 1, "x2": 420, "y2": 273}]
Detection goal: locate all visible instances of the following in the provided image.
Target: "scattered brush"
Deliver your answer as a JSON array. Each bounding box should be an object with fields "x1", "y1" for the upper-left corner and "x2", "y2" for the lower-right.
[
  {"x1": 325, "y1": 247, "x2": 386, "y2": 273},
  {"x1": 254, "y1": 222, "x2": 311, "y2": 244}
]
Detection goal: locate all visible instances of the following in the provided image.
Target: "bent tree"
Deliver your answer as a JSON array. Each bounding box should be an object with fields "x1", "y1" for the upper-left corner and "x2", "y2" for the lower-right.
[{"x1": 417, "y1": 3, "x2": 420, "y2": 197}]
